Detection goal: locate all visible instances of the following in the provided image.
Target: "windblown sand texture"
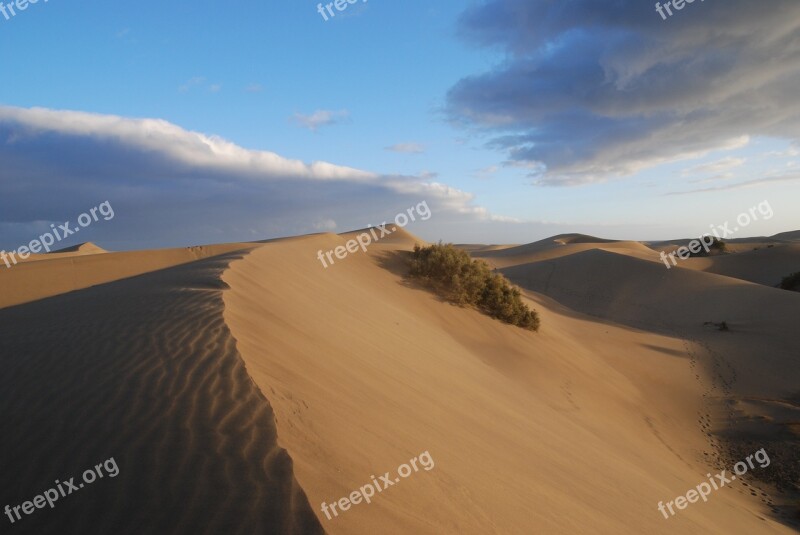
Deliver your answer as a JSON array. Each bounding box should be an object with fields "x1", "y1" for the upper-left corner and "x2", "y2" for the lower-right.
[
  {"x1": 1, "y1": 229, "x2": 798, "y2": 534},
  {"x1": 0, "y1": 246, "x2": 323, "y2": 535}
]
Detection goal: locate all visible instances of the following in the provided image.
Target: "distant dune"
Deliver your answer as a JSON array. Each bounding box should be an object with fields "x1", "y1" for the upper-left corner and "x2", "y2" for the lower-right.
[
  {"x1": 50, "y1": 241, "x2": 109, "y2": 255},
  {"x1": 472, "y1": 233, "x2": 661, "y2": 267},
  {"x1": 772, "y1": 230, "x2": 800, "y2": 241},
  {"x1": 681, "y1": 243, "x2": 800, "y2": 287},
  {"x1": 0, "y1": 243, "x2": 249, "y2": 309},
  {"x1": 1, "y1": 230, "x2": 798, "y2": 534}
]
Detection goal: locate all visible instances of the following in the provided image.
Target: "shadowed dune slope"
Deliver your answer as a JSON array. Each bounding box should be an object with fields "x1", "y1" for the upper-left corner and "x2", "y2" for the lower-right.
[
  {"x1": 222, "y1": 232, "x2": 795, "y2": 534},
  {"x1": 678, "y1": 244, "x2": 800, "y2": 287},
  {"x1": 0, "y1": 251, "x2": 324, "y2": 535},
  {"x1": 772, "y1": 230, "x2": 800, "y2": 242},
  {"x1": 496, "y1": 249, "x2": 800, "y2": 392}
]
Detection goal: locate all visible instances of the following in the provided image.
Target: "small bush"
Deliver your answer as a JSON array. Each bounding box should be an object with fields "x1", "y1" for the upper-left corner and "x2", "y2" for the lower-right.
[
  {"x1": 711, "y1": 238, "x2": 728, "y2": 253},
  {"x1": 409, "y1": 243, "x2": 540, "y2": 331},
  {"x1": 689, "y1": 237, "x2": 727, "y2": 257},
  {"x1": 780, "y1": 272, "x2": 800, "y2": 292}
]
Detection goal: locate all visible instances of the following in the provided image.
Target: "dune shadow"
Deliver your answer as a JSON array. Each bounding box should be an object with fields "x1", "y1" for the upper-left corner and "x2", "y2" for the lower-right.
[
  {"x1": 639, "y1": 343, "x2": 691, "y2": 359},
  {"x1": 0, "y1": 252, "x2": 325, "y2": 535},
  {"x1": 371, "y1": 249, "x2": 450, "y2": 305}
]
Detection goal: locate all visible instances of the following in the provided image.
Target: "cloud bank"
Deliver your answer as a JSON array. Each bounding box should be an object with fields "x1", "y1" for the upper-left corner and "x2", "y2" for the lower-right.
[
  {"x1": 0, "y1": 106, "x2": 520, "y2": 250},
  {"x1": 447, "y1": 0, "x2": 800, "y2": 185}
]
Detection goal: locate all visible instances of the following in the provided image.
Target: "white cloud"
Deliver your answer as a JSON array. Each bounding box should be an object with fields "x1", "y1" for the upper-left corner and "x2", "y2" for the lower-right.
[
  {"x1": 178, "y1": 76, "x2": 206, "y2": 93},
  {"x1": 473, "y1": 165, "x2": 499, "y2": 179},
  {"x1": 684, "y1": 157, "x2": 746, "y2": 176},
  {"x1": 313, "y1": 219, "x2": 338, "y2": 231},
  {"x1": 385, "y1": 143, "x2": 425, "y2": 154},
  {"x1": 667, "y1": 170, "x2": 800, "y2": 195},
  {"x1": 689, "y1": 172, "x2": 735, "y2": 184},
  {"x1": 0, "y1": 106, "x2": 375, "y2": 182},
  {"x1": 292, "y1": 110, "x2": 350, "y2": 132},
  {"x1": 449, "y1": 0, "x2": 800, "y2": 185},
  {"x1": 0, "y1": 106, "x2": 532, "y2": 249}
]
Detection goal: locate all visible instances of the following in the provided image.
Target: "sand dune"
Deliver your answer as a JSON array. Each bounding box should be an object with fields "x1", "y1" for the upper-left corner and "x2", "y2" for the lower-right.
[
  {"x1": 473, "y1": 234, "x2": 661, "y2": 268},
  {"x1": 771, "y1": 230, "x2": 800, "y2": 242},
  {"x1": 476, "y1": 242, "x2": 800, "y2": 527},
  {"x1": 338, "y1": 226, "x2": 425, "y2": 248},
  {"x1": 680, "y1": 243, "x2": 800, "y2": 287},
  {"x1": 50, "y1": 241, "x2": 109, "y2": 255},
  {"x1": 0, "y1": 247, "x2": 323, "y2": 535},
  {"x1": 2, "y1": 230, "x2": 797, "y2": 534},
  {"x1": 7, "y1": 241, "x2": 109, "y2": 266},
  {"x1": 478, "y1": 244, "x2": 800, "y2": 396},
  {"x1": 456, "y1": 244, "x2": 519, "y2": 254},
  {"x1": 222, "y1": 231, "x2": 797, "y2": 534}
]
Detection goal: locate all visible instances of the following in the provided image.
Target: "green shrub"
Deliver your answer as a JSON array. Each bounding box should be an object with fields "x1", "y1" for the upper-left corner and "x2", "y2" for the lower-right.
[
  {"x1": 779, "y1": 272, "x2": 800, "y2": 292},
  {"x1": 409, "y1": 243, "x2": 540, "y2": 331},
  {"x1": 689, "y1": 237, "x2": 727, "y2": 257}
]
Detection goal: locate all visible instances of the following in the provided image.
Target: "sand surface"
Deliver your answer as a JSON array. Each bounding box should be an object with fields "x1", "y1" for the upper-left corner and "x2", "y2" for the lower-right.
[
  {"x1": 2, "y1": 230, "x2": 797, "y2": 534},
  {"x1": 0, "y1": 247, "x2": 323, "y2": 534},
  {"x1": 222, "y1": 230, "x2": 798, "y2": 534}
]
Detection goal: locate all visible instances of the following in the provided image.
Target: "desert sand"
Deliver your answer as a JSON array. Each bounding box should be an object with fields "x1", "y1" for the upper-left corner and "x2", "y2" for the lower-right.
[{"x1": 1, "y1": 230, "x2": 798, "y2": 534}]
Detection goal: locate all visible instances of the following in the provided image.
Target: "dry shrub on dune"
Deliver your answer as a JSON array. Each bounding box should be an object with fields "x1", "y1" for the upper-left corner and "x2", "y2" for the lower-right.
[
  {"x1": 408, "y1": 242, "x2": 540, "y2": 332},
  {"x1": 779, "y1": 271, "x2": 800, "y2": 292}
]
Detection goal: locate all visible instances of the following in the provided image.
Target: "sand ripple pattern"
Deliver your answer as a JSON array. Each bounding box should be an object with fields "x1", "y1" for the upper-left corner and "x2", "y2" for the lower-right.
[{"x1": 0, "y1": 251, "x2": 324, "y2": 535}]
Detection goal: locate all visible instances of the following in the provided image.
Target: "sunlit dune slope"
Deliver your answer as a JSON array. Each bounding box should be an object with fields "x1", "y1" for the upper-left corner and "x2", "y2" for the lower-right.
[
  {"x1": 50, "y1": 241, "x2": 109, "y2": 255},
  {"x1": 222, "y1": 231, "x2": 794, "y2": 534},
  {"x1": 486, "y1": 244, "x2": 800, "y2": 521}
]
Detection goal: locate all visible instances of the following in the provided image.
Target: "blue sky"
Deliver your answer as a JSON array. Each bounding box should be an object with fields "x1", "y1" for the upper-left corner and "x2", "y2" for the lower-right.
[{"x1": 1, "y1": 0, "x2": 799, "y2": 250}]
